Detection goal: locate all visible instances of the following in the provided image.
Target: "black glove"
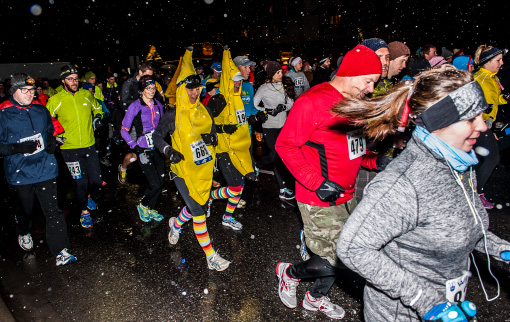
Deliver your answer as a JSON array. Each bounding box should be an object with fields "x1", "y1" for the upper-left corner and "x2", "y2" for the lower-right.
[
  {"x1": 220, "y1": 124, "x2": 238, "y2": 134},
  {"x1": 376, "y1": 155, "x2": 393, "y2": 171},
  {"x1": 245, "y1": 171, "x2": 258, "y2": 182},
  {"x1": 165, "y1": 146, "x2": 185, "y2": 164},
  {"x1": 267, "y1": 104, "x2": 286, "y2": 116},
  {"x1": 11, "y1": 141, "x2": 38, "y2": 154},
  {"x1": 133, "y1": 145, "x2": 144, "y2": 155},
  {"x1": 201, "y1": 133, "x2": 218, "y2": 146},
  {"x1": 248, "y1": 111, "x2": 268, "y2": 125},
  {"x1": 45, "y1": 135, "x2": 57, "y2": 154},
  {"x1": 93, "y1": 114, "x2": 102, "y2": 130},
  {"x1": 315, "y1": 179, "x2": 345, "y2": 203}
]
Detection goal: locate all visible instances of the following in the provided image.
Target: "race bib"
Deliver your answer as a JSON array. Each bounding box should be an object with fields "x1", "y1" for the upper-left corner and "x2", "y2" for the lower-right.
[
  {"x1": 66, "y1": 161, "x2": 82, "y2": 180},
  {"x1": 445, "y1": 271, "x2": 471, "y2": 303},
  {"x1": 236, "y1": 109, "x2": 247, "y2": 126},
  {"x1": 190, "y1": 139, "x2": 212, "y2": 165},
  {"x1": 20, "y1": 133, "x2": 44, "y2": 156},
  {"x1": 347, "y1": 129, "x2": 366, "y2": 160},
  {"x1": 145, "y1": 131, "x2": 154, "y2": 148}
]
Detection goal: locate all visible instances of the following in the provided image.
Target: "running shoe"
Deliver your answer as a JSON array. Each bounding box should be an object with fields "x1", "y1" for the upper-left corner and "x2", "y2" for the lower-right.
[
  {"x1": 118, "y1": 164, "x2": 127, "y2": 184},
  {"x1": 137, "y1": 203, "x2": 151, "y2": 222},
  {"x1": 480, "y1": 193, "x2": 494, "y2": 209},
  {"x1": 222, "y1": 216, "x2": 243, "y2": 230},
  {"x1": 237, "y1": 199, "x2": 247, "y2": 208},
  {"x1": 80, "y1": 212, "x2": 93, "y2": 229},
  {"x1": 299, "y1": 229, "x2": 310, "y2": 261},
  {"x1": 279, "y1": 188, "x2": 295, "y2": 200},
  {"x1": 149, "y1": 209, "x2": 164, "y2": 222},
  {"x1": 302, "y1": 291, "x2": 345, "y2": 319},
  {"x1": 212, "y1": 180, "x2": 221, "y2": 188},
  {"x1": 18, "y1": 233, "x2": 33, "y2": 251},
  {"x1": 276, "y1": 262, "x2": 300, "y2": 308},
  {"x1": 168, "y1": 217, "x2": 181, "y2": 245},
  {"x1": 87, "y1": 196, "x2": 97, "y2": 210},
  {"x1": 207, "y1": 253, "x2": 231, "y2": 271},
  {"x1": 56, "y1": 248, "x2": 77, "y2": 266},
  {"x1": 206, "y1": 199, "x2": 213, "y2": 218}
]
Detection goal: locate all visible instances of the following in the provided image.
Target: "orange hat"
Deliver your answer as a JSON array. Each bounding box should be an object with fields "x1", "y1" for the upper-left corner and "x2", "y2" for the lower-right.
[{"x1": 336, "y1": 44, "x2": 382, "y2": 77}]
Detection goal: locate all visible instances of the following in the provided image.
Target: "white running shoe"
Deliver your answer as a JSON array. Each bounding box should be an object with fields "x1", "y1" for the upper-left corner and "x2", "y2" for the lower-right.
[
  {"x1": 276, "y1": 262, "x2": 300, "y2": 308},
  {"x1": 18, "y1": 233, "x2": 33, "y2": 251},
  {"x1": 207, "y1": 253, "x2": 231, "y2": 271},
  {"x1": 168, "y1": 217, "x2": 181, "y2": 245},
  {"x1": 222, "y1": 216, "x2": 243, "y2": 230},
  {"x1": 302, "y1": 291, "x2": 345, "y2": 319},
  {"x1": 56, "y1": 248, "x2": 77, "y2": 266}
]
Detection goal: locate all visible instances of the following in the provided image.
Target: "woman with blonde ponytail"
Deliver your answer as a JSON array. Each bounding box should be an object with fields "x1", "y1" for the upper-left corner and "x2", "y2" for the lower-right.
[
  {"x1": 471, "y1": 44, "x2": 507, "y2": 208},
  {"x1": 336, "y1": 65, "x2": 510, "y2": 322}
]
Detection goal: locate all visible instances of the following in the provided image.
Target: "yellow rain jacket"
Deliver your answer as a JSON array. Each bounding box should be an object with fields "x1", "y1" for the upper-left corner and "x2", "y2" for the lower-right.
[
  {"x1": 474, "y1": 68, "x2": 507, "y2": 122},
  {"x1": 215, "y1": 48, "x2": 254, "y2": 176},
  {"x1": 171, "y1": 48, "x2": 215, "y2": 205}
]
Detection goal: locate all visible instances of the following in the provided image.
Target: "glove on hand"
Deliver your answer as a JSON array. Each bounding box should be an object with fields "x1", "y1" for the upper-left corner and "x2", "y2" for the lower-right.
[
  {"x1": 268, "y1": 104, "x2": 286, "y2": 116},
  {"x1": 376, "y1": 155, "x2": 394, "y2": 171},
  {"x1": 165, "y1": 146, "x2": 185, "y2": 164},
  {"x1": 201, "y1": 133, "x2": 218, "y2": 146},
  {"x1": 423, "y1": 301, "x2": 477, "y2": 322},
  {"x1": 139, "y1": 152, "x2": 149, "y2": 165},
  {"x1": 221, "y1": 124, "x2": 238, "y2": 134},
  {"x1": 93, "y1": 114, "x2": 102, "y2": 130},
  {"x1": 315, "y1": 179, "x2": 345, "y2": 202},
  {"x1": 12, "y1": 141, "x2": 38, "y2": 154},
  {"x1": 45, "y1": 135, "x2": 57, "y2": 154},
  {"x1": 248, "y1": 111, "x2": 268, "y2": 124}
]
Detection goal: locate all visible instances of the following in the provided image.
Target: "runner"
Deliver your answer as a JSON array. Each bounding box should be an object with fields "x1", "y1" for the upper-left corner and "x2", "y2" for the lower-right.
[{"x1": 153, "y1": 46, "x2": 230, "y2": 271}]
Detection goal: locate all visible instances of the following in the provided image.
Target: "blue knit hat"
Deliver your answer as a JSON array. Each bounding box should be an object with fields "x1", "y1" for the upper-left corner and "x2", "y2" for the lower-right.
[
  {"x1": 361, "y1": 38, "x2": 389, "y2": 52},
  {"x1": 453, "y1": 55, "x2": 473, "y2": 71}
]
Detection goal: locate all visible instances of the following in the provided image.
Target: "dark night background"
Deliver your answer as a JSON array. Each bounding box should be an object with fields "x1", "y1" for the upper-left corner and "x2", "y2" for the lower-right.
[{"x1": 2, "y1": 0, "x2": 510, "y2": 72}]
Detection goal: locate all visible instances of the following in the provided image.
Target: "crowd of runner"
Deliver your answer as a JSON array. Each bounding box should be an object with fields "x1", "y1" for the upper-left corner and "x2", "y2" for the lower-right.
[{"x1": 1, "y1": 38, "x2": 510, "y2": 321}]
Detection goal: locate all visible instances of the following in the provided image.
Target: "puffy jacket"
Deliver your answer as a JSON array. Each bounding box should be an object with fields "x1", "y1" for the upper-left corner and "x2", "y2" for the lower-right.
[
  {"x1": 0, "y1": 98, "x2": 58, "y2": 185},
  {"x1": 474, "y1": 68, "x2": 507, "y2": 122},
  {"x1": 46, "y1": 88, "x2": 102, "y2": 149}
]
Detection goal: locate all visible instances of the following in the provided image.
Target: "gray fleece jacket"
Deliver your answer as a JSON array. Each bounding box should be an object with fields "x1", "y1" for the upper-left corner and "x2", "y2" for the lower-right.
[
  {"x1": 337, "y1": 135, "x2": 510, "y2": 322},
  {"x1": 253, "y1": 82, "x2": 294, "y2": 129},
  {"x1": 285, "y1": 70, "x2": 310, "y2": 97}
]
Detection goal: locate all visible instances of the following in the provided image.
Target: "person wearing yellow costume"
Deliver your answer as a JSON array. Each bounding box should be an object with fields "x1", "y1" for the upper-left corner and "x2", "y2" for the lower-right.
[
  {"x1": 164, "y1": 57, "x2": 182, "y2": 106},
  {"x1": 472, "y1": 45, "x2": 508, "y2": 209},
  {"x1": 205, "y1": 46, "x2": 257, "y2": 230},
  {"x1": 153, "y1": 46, "x2": 230, "y2": 271}
]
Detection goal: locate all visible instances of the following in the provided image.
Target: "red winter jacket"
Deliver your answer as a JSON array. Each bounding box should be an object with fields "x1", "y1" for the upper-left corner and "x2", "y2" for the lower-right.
[{"x1": 276, "y1": 82, "x2": 377, "y2": 206}]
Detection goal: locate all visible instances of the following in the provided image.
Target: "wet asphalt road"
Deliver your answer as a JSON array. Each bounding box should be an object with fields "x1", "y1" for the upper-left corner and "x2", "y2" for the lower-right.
[{"x1": 1, "y1": 144, "x2": 510, "y2": 322}]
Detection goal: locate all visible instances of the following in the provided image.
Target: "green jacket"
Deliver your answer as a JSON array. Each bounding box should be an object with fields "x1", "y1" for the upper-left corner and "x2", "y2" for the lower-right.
[
  {"x1": 373, "y1": 78, "x2": 393, "y2": 97},
  {"x1": 46, "y1": 89, "x2": 102, "y2": 149}
]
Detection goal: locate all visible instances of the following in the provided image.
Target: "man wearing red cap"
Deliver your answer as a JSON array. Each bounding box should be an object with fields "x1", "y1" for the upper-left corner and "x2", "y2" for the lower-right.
[{"x1": 274, "y1": 45, "x2": 387, "y2": 319}]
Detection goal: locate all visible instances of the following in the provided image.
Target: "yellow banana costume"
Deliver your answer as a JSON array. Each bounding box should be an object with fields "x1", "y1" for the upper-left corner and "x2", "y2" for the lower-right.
[
  {"x1": 170, "y1": 49, "x2": 215, "y2": 205},
  {"x1": 215, "y1": 48, "x2": 254, "y2": 175}
]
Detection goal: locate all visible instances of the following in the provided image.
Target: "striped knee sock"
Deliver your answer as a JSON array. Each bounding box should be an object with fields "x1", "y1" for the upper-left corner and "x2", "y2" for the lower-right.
[
  {"x1": 193, "y1": 215, "x2": 215, "y2": 259},
  {"x1": 225, "y1": 186, "x2": 243, "y2": 220},
  {"x1": 175, "y1": 206, "x2": 193, "y2": 229}
]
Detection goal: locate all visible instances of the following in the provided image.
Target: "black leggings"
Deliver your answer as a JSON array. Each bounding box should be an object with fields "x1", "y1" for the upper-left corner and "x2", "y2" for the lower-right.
[
  {"x1": 11, "y1": 179, "x2": 71, "y2": 256},
  {"x1": 61, "y1": 146, "x2": 103, "y2": 211},
  {"x1": 138, "y1": 150, "x2": 165, "y2": 209},
  {"x1": 256, "y1": 128, "x2": 287, "y2": 189},
  {"x1": 287, "y1": 255, "x2": 338, "y2": 298},
  {"x1": 474, "y1": 129, "x2": 500, "y2": 191},
  {"x1": 173, "y1": 176, "x2": 208, "y2": 217},
  {"x1": 216, "y1": 152, "x2": 244, "y2": 186}
]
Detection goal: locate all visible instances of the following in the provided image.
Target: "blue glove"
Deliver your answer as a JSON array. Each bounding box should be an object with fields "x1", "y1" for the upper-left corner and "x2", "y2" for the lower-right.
[
  {"x1": 139, "y1": 152, "x2": 149, "y2": 165},
  {"x1": 424, "y1": 301, "x2": 476, "y2": 322},
  {"x1": 501, "y1": 251, "x2": 510, "y2": 261}
]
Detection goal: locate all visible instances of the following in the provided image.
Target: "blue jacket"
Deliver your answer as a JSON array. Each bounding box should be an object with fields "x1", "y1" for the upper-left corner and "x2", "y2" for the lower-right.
[{"x1": 0, "y1": 98, "x2": 58, "y2": 185}]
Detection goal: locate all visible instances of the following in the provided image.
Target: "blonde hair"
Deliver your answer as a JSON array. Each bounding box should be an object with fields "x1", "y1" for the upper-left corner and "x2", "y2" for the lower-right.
[
  {"x1": 474, "y1": 44, "x2": 494, "y2": 66},
  {"x1": 331, "y1": 65, "x2": 473, "y2": 140}
]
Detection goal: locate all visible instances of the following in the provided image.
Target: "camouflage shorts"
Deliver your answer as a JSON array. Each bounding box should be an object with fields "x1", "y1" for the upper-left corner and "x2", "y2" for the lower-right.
[{"x1": 298, "y1": 198, "x2": 357, "y2": 266}]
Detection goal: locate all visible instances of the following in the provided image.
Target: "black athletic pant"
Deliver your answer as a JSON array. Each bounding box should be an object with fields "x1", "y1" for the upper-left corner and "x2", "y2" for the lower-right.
[
  {"x1": 287, "y1": 255, "x2": 338, "y2": 299},
  {"x1": 256, "y1": 128, "x2": 286, "y2": 189},
  {"x1": 61, "y1": 146, "x2": 103, "y2": 211},
  {"x1": 216, "y1": 152, "x2": 244, "y2": 186},
  {"x1": 138, "y1": 150, "x2": 165, "y2": 209},
  {"x1": 11, "y1": 179, "x2": 71, "y2": 256},
  {"x1": 474, "y1": 129, "x2": 500, "y2": 191}
]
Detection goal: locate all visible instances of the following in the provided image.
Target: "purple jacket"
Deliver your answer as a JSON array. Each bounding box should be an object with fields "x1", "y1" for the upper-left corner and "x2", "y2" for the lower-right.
[{"x1": 121, "y1": 98, "x2": 164, "y2": 149}]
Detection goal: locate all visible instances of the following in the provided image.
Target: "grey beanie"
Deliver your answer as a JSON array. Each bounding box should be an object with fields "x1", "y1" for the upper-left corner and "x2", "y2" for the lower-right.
[{"x1": 10, "y1": 73, "x2": 36, "y2": 94}]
